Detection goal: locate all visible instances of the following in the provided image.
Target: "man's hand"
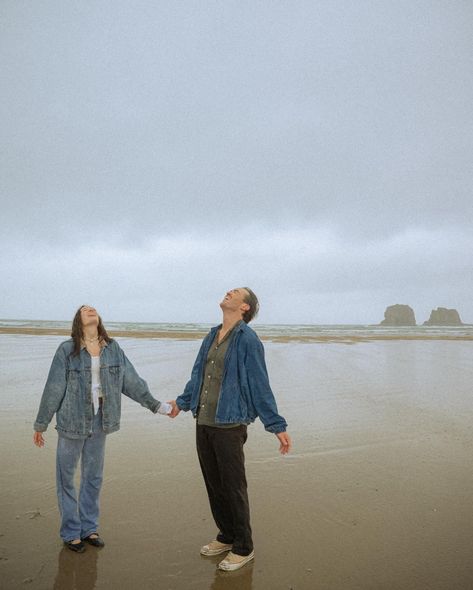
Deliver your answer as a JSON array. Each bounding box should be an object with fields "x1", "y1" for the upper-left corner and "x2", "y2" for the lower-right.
[
  {"x1": 33, "y1": 432, "x2": 45, "y2": 447},
  {"x1": 276, "y1": 432, "x2": 291, "y2": 455},
  {"x1": 168, "y1": 400, "x2": 181, "y2": 419}
]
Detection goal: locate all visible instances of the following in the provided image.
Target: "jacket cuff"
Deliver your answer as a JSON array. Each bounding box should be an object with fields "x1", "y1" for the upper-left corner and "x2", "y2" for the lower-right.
[
  {"x1": 176, "y1": 397, "x2": 189, "y2": 411},
  {"x1": 34, "y1": 422, "x2": 48, "y2": 432},
  {"x1": 265, "y1": 424, "x2": 287, "y2": 434},
  {"x1": 149, "y1": 399, "x2": 161, "y2": 414}
]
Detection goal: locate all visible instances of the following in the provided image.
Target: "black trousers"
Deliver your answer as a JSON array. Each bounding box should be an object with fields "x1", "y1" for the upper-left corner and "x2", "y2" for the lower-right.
[{"x1": 196, "y1": 424, "x2": 253, "y2": 556}]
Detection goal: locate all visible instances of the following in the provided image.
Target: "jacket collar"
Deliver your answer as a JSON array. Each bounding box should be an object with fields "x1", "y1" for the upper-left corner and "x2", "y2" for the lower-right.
[
  {"x1": 80, "y1": 338, "x2": 110, "y2": 350},
  {"x1": 212, "y1": 319, "x2": 245, "y2": 331}
]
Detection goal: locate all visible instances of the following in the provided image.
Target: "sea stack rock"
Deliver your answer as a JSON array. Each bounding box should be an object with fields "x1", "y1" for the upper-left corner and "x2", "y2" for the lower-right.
[
  {"x1": 423, "y1": 308, "x2": 463, "y2": 325},
  {"x1": 380, "y1": 304, "x2": 416, "y2": 326}
]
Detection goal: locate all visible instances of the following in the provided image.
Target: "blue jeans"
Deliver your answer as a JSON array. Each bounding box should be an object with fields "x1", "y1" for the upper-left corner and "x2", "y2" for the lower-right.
[{"x1": 56, "y1": 409, "x2": 106, "y2": 541}]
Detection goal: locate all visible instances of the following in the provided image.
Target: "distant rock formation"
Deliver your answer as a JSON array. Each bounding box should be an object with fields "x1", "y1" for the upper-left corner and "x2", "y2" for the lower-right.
[
  {"x1": 380, "y1": 304, "x2": 416, "y2": 326},
  {"x1": 423, "y1": 307, "x2": 463, "y2": 326}
]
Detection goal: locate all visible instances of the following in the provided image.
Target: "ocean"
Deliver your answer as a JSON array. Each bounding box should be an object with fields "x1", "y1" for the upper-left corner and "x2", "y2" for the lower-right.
[{"x1": 1, "y1": 317, "x2": 472, "y2": 339}]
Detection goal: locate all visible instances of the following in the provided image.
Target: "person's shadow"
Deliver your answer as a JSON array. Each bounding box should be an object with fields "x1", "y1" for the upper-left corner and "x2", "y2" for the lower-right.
[
  {"x1": 53, "y1": 546, "x2": 98, "y2": 590},
  {"x1": 209, "y1": 559, "x2": 254, "y2": 590}
]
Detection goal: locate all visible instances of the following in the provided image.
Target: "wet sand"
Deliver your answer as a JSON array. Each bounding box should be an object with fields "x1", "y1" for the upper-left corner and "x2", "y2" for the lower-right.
[{"x1": 1, "y1": 335, "x2": 473, "y2": 589}]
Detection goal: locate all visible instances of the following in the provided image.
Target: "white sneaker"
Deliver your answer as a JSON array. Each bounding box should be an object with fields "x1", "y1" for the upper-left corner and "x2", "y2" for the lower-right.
[
  {"x1": 200, "y1": 540, "x2": 233, "y2": 556},
  {"x1": 218, "y1": 550, "x2": 255, "y2": 571}
]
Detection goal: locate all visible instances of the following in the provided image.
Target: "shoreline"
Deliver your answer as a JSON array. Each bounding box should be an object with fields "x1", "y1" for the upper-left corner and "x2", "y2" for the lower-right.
[{"x1": 1, "y1": 326, "x2": 472, "y2": 342}]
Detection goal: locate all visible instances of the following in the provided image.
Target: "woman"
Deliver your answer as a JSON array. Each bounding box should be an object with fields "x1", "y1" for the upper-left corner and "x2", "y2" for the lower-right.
[{"x1": 33, "y1": 305, "x2": 171, "y2": 552}]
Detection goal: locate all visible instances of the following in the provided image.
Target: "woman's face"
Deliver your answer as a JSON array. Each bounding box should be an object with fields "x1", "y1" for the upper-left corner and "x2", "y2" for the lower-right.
[{"x1": 80, "y1": 306, "x2": 99, "y2": 328}]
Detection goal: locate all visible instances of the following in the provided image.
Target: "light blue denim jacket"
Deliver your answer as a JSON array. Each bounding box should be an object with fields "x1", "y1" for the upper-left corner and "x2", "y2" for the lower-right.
[
  {"x1": 34, "y1": 339, "x2": 161, "y2": 438},
  {"x1": 176, "y1": 322, "x2": 287, "y2": 434}
]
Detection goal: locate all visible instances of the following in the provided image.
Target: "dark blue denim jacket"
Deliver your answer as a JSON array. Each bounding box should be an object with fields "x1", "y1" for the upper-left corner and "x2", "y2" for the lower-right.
[
  {"x1": 34, "y1": 339, "x2": 161, "y2": 438},
  {"x1": 176, "y1": 322, "x2": 287, "y2": 434}
]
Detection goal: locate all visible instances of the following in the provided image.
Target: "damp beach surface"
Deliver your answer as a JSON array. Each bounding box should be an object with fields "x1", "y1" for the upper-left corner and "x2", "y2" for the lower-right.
[{"x1": 1, "y1": 333, "x2": 472, "y2": 589}]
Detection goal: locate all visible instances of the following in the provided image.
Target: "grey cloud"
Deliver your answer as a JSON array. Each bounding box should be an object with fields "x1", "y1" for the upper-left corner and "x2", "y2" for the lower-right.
[
  {"x1": 1, "y1": 1, "x2": 472, "y2": 322},
  {"x1": 1, "y1": 226, "x2": 471, "y2": 323},
  {"x1": 1, "y1": 1, "x2": 473, "y2": 242}
]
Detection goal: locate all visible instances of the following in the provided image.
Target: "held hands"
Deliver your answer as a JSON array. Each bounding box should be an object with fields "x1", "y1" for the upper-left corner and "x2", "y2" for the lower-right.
[
  {"x1": 33, "y1": 431, "x2": 45, "y2": 447},
  {"x1": 157, "y1": 401, "x2": 173, "y2": 415},
  {"x1": 167, "y1": 400, "x2": 181, "y2": 419},
  {"x1": 276, "y1": 432, "x2": 292, "y2": 455},
  {"x1": 157, "y1": 400, "x2": 181, "y2": 418}
]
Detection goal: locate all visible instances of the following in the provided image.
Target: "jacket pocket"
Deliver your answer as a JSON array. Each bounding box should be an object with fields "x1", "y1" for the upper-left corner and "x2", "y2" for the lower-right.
[
  {"x1": 57, "y1": 370, "x2": 83, "y2": 432},
  {"x1": 106, "y1": 365, "x2": 122, "y2": 388}
]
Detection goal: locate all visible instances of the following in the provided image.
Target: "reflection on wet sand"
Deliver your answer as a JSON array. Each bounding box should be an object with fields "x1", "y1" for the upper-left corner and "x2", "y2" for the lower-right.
[
  {"x1": 53, "y1": 546, "x2": 98, "y2": 590},
  {"x1": 209, "y1": 559, "x2": 254, "y2": 590}
]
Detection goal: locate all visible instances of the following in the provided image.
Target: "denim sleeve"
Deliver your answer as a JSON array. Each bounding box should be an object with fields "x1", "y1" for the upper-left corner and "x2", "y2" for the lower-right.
[
  {"x1": 176, "y1": 338, "x2": 207, "y2": 411},
  {"x1": 33, "y1": 345, "x2": 68, "y2": 432},
  {"x1": 121, "y1": 350, "x2": 161, "y2": 413},
  {"x1": 245, "y1": 337, "x2": 288, "y2": 434}
]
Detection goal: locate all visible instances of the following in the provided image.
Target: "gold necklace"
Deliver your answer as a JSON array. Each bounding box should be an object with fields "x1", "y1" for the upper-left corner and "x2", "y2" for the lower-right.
[{"x1": 85, "y1": 336, "x2": 99, "y2": 343}]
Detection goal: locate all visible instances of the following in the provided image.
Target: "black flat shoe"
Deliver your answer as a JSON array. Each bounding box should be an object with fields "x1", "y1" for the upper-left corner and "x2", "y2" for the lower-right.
[
  {"x1": 64, "y1": 540, "x2": 86, "y2": 553},
  {"x1": 82, "y1": 534, "x2": 105, "y2": 548}
]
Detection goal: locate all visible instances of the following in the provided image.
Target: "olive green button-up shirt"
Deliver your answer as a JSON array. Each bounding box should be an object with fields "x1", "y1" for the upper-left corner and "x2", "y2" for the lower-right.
[{"x1": 196, "y1": 321, "x2": 242, "y2": 428}]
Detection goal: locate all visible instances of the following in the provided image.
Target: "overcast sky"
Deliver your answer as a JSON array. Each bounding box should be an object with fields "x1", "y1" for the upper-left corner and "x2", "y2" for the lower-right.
[{"x1": 1, "y1": 1, "x2": 472, "y2": 324}]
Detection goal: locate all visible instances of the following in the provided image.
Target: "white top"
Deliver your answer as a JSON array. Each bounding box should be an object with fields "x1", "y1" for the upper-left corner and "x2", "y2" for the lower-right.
[{"x1": 91, "y1": 356, "x2": 102, "y2": 414}]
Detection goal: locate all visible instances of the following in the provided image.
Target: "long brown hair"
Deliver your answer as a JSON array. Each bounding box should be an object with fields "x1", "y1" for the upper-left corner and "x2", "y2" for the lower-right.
[{"x1": 71, "y1": 305, "x2": 112, "y2": 356}]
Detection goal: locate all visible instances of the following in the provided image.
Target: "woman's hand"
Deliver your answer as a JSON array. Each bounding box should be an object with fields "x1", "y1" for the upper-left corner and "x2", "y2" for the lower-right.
[{"x1": 33, "y1": 431, "x2": 45, "y2": 447}]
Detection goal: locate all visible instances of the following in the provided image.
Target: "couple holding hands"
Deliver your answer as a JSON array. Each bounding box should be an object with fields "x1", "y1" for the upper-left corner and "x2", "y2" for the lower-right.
[{"x1": 33, "y1": 288, "x2": 291, "y2": 572}]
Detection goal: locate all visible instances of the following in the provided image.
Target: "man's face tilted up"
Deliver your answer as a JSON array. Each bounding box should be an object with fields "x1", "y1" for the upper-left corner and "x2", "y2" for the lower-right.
[{"x1": 219, "y1": 288, "x2": 250, "y2": 318}]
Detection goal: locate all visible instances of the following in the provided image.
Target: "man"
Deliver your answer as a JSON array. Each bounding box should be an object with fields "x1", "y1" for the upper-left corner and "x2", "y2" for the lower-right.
[{"x1": 169, "y1": 287, "x2": 291, "y2": 571}]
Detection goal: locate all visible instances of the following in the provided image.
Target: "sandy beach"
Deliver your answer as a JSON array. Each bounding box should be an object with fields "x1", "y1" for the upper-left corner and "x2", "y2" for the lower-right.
[{"x1": 1, "y1": 333, "x2": 472, "y2": 589}]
